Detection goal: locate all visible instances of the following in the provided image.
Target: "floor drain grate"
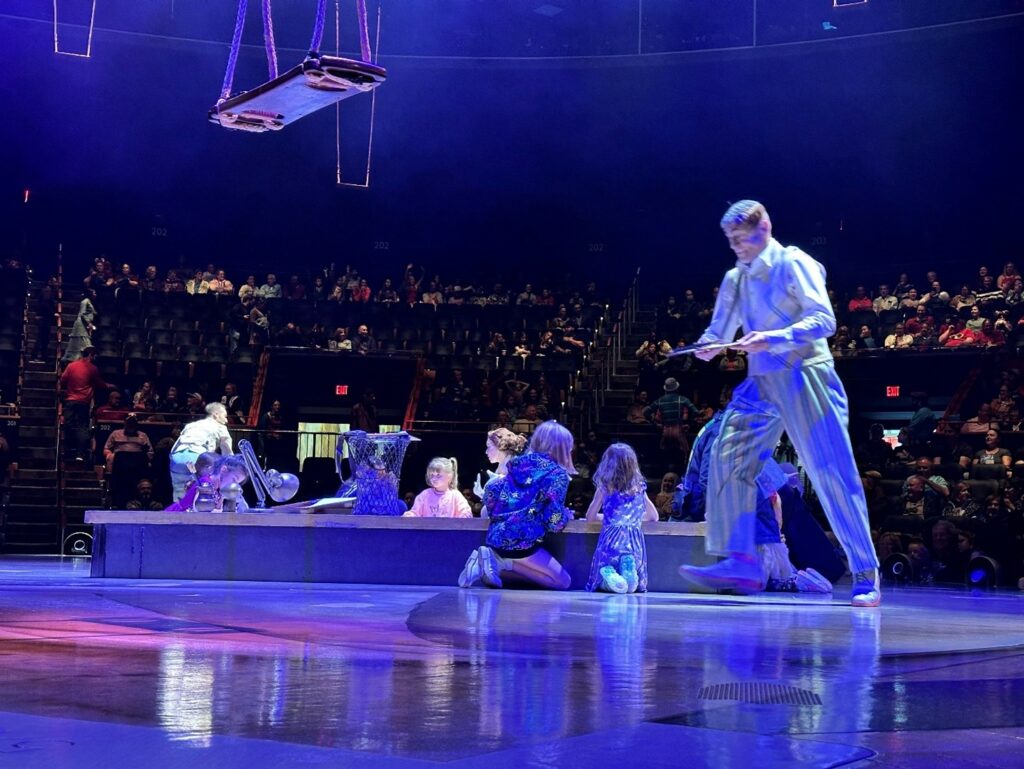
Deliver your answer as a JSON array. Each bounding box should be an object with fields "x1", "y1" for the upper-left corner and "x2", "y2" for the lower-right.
[{"x1": 697, "y1": 682, "x2": 822, "y2": 706}]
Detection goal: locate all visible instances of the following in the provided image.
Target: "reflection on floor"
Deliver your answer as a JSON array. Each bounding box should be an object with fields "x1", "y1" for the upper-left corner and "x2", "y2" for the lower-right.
[{"x1": 0, "y1": 556, "x2": 1022, "y2": 768}]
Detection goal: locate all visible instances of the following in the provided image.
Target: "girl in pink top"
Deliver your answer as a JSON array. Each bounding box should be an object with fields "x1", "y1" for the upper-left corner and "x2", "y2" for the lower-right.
[{"x1": 407, "y1": 457, "x2": 472, "y2": 518}]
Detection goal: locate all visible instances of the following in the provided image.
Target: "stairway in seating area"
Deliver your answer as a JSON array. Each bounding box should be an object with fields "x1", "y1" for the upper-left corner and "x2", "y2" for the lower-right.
[{"x1": 3, "y1": 281, "x2": 104, "y2": 554}]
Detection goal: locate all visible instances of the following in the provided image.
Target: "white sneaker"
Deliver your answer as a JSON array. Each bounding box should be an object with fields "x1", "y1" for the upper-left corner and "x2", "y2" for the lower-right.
[
  {"x1": 851, "y1": 569, "x2": 881, "y2": 607},
  {"x1": 458, "y1": 549, "x2": 482, "y2": 588},
  {"x1": 478, "y1": 546, "x2": 504, "y2": 588},
  {"x1": 600, "y1": 565, "x2": 628, "y2": 594}
]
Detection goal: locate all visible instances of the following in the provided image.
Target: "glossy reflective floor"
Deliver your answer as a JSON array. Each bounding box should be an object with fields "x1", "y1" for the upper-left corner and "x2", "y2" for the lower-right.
[{"x1": 0, "y1": 557, "x2": 1022, "y2": 768}]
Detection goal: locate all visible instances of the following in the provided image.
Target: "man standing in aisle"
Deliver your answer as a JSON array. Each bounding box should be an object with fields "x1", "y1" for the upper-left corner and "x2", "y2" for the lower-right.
[
  {"x1": 58, "y1": 346, "x2": 111, "y2": 465},
  {"x1": 677, "y1": 200, "x2": 880, "y2": 607}
]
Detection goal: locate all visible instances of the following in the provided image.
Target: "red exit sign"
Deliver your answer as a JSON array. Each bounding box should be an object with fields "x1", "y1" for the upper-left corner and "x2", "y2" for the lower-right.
[
  {"x1": 886, "y1": 386, "x2": 900, "y2": 398},
  {"x1": 335, "y1": 385, "x2": 349, "y2": 396}
]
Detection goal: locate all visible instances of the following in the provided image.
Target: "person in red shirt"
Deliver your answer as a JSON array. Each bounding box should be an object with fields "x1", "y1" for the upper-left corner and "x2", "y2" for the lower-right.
[
  {"x1": 58, "y1": 346, "x2": 111, "y2": 464},
  {"x1": 846, "y1": 285, "x2": 873, "y2": 313}
]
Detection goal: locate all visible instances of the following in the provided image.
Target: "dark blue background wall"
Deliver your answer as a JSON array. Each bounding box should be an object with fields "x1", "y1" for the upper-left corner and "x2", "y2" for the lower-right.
[{"x1": 1, "y1": 6, "x2": 1021, "y2": 290}]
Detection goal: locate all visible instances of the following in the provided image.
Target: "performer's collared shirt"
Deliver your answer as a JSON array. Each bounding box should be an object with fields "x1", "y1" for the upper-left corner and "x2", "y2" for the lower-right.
[
  {"x1": 699, "y1": 238, "x2": 835, "y2": 374},
  {"x1": 171, "y1": 417, "x2": 232, "y2": 456}
]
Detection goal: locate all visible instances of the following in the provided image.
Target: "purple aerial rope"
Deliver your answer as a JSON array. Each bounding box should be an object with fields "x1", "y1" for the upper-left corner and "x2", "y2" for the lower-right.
[
  {"x1": 219, "y1": 0, "x2": 249, "y2": 100},
  {"x1": 261, "y1": 0, "x2": 279, "y2": 80},
  {"x1": 310, "y1": 0, "x2": 371, "y2": 62},
  {"x1": 356, "y1": 0, "x2": 371, "y2": 63},
  {"x1": 310, "y1": 0, "x2": 328, "y2": 54}
]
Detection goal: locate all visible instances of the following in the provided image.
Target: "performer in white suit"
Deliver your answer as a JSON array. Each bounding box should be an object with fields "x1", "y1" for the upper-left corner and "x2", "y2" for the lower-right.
[{"x1": 678, "y1": 200, "x2": 880, "y2": 607}]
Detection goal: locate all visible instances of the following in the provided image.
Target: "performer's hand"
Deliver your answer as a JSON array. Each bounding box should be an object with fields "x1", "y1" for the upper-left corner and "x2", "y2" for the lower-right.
[
  {"x1": 694, "y1": 346, "x2": 720, "y2": 362},
  {"x1": 473, "y1": 473, "x2": 486, "y2": 499},
  {"x1": 734, "y1": 331, "x2": 771, "y2": 352}
]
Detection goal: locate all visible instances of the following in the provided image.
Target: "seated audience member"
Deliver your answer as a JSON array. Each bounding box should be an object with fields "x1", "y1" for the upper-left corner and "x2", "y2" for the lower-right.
[
  {"x1": 928, "y1": 519, "x2": 966, "y2": 583},
  {"x1": 890, "y1": 475, "x2": 944, "y2": 523},
  {"x1": 512, "y1": 404, "x2": 542, "y2": 435},
  {"x1": 829, "y1": 326, "x2": 856, "y2": 355},
  {"x1": 139, "y1": 266, "x2": 162, "y2": 292},
  {"x1": 884, "y1": 323, "x2": 913, "y2": 349},
  {"x1": 484, "y1": 332, "x2": 507, "y2": 356},
  {"x1": 653, "y1": 472, "x2": 680, "y2": 521},
  {"x1": 975, "y1": 319, "x2": 1006, "y2": 347},
  {"x1": 184, "y1": 391, "x2": 206, "y2": 418},
  {"x1": 208, "y1": 270, "x2": 234, "y2": 295},
  {"x1": 872, "y1": 284, "x2": 898, "y2": 314},
  {"x1": 132, "y1": 380, "x2": 159, "y2": 413},
  {"x1": 376, "y1": 277, "x2": 398, "y2": 303},
  {"x1": 258, "y1": 273, "x2": 282, "y2": 299},
  {"x1": 237, "y1": 274, "x2": 258, "y2": 303},
  {"x1": 911, "y1": 317, "x2": 939, "y2": 348},
  {"x1": 221, "y1": 382, "x2": 246, "y2": 425},
  {"x1": 957, "y1": 529, "x2": 983, "y2": 561},
  {"x1": 625, "y1": 391, "x2": 650, "y2": 425},
  {"x1": 899, "y1": 288, "x2": 921, "y2": 312},
  {"x1": 351, "y1": 278, "x2": 371, "y2": 303},
  {"x1": 275, "y1": 322, "x2": 304, "y2": 346},
  {"x1": 847, "y1": 285, "x2": 872, "y2": 313},
  {"x1": 421, "y1": 281, "x2": 443, "y2": 306},
  {"x1": 961, "y1": 403, "x2": 998, "y2": 434},
  {"x1": 950, "y1": 284, "x2": 977, "y2": 312},
  {"x1": 893, "y1": 273, "x2": 914, "y2": 298},
  {"x1": 965, "y1": 304, "x2": 986, "y2": 332},
  {"x1": 95, "y1": 391, "x2": 130, "y2": 422},
  {"x1": 327, "y1": 277, "x2": 346, "y2": 302},
  {"x1": 125, "y1": 478, "x2": 164, "y2": 511},
  {"x1": 997, "y1": 261, "x2": 1019, "y2": 291},
  {"x1": 162, "y1": 386, "x2": 183, "y2": 415},
  {"x1": 1003, "y1": 280, "x2": 1024, "y2": 309},
  {"x1": 103, "y1": 414, "x2": 154, "y2": 473},
  {"x1": 352, "y1": 324, "x2": 377, "y2": 355},
  {"x1": 855, "y1": 423, "x2": 894, "y2": 473},
  {"x1": 939, "y1": 318, "x2": 977, "y2": 347},
  {"x1": 329, "y1": 327, "x2": 352, "y2": 350},
  {"x1": 902, "y1": 457, "x2": 949, "y2": 500},
  {"x1": 943, "y1": 482, "x2": 981, "y2": 520},
  {"x1": 876, "y1": 531, "x2": 903, "y2": 560},
  {"x1": 310, "y1": 275, "x2": 328, "y2": 302},
  {"x1": 286, "y1": 275, "x2": 307, "y2": 301},
  {"x1": 862, "y1": 470, "x2": 889, "y2": 525},
  {"x1": 904, "y1": 305, "x2": 929, "y2": 335},
  {"x1": 989, "y1": 385, "x2": 1019, "y2": 428},
  {"x1": 161, "y1": 269, "x2": 183, "y2": 293},
  {"x1": 973, "y1": 428, "x2": 1012, "y2": 471},
  {"x1": 855, "y1": 324, "x2": 878, "y2": 349},
  {"x1": 906, "y1": 538, "x2": 936, "y2": 584},
  {"x1": 919, "y1": 280, "x2": 949, "y2": 310},
  {"x1": 930, "y1": 422, "x2": 973, "y2": 470},
  {"x1": 515, "y1": 284, "x2": 537, "y2": 306},
  {"x1": 186, "y1": 270, "x2": 209, "y2": 295}
]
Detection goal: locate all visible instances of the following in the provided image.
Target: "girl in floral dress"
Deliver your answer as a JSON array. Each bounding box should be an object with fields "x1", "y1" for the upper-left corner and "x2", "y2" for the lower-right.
[{"x1": 585, "y1": 443, "x2": 659, "y2": 593}]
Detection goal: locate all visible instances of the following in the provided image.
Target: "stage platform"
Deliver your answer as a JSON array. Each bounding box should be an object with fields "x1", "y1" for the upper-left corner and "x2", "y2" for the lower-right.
[
  {"x1": 84, "y1": 511, "x2": 712, "y2": 591},
  {"x1": 0, "y1": 556, "x2": 1022, "y2": 768}
]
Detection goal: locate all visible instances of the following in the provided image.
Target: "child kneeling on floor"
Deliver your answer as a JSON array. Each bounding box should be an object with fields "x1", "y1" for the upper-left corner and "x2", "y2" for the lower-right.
[{"x1": 585, "y1": 442, "x2": 659, "y2": 593}]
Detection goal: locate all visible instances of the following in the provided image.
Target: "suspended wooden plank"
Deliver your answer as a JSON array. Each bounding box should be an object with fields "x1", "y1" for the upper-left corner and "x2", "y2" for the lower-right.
[{"x1": 209, "y1": 55, "x2": 387, "y2": 133}]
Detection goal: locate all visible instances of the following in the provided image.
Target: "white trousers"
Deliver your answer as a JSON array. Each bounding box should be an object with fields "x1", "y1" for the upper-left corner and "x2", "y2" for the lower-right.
[{"x1": 706, "y1": 361, "x2": 878, "y2": 575}]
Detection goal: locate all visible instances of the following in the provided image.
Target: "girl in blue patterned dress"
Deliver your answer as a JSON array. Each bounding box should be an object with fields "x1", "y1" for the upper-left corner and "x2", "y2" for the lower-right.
[{"x1": 585, "y1": 443, "x2": 659, "y2": 593}]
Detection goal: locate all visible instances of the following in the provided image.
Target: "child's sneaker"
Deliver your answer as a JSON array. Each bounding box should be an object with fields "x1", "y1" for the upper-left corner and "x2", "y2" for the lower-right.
[
  {"x1": 620, "y1": 555, "x2": 639, "y2": 593},
  {"x1": 600, "y1": 565, "x2": 628, "y2": 594}
]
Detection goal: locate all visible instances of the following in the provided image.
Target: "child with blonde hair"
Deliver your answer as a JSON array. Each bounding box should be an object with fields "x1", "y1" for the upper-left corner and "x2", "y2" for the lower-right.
[
  {"x1": 407, "y1": 457, "x2": 472, "y2": 518},
  {"x1": 585, "y1": 443, "x2": 658, "y2": 593}
]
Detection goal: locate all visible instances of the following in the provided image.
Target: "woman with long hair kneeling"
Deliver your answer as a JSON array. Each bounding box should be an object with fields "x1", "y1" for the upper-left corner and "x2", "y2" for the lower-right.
[{"x1": 460, "y1": 420, "x2": 575, "y2": 590}]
